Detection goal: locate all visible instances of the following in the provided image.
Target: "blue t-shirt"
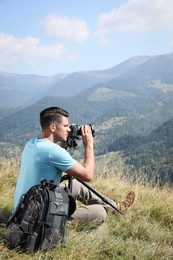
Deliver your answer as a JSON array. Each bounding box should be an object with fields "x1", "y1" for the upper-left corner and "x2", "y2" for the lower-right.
[{"x1": 13, "y1": 138, "x2": 76, "y2": 209}]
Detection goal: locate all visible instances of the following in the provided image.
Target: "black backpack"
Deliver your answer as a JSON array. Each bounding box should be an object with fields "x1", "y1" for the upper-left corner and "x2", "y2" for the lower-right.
[{"x1": 5, "y1": 179, "x2": 76, "y2": 253}]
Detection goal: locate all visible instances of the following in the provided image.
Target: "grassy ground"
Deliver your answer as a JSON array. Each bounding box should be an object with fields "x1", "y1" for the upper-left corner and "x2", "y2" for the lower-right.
[{"x1": 0, "y1": 154, "x2": 173, "y2": 259}]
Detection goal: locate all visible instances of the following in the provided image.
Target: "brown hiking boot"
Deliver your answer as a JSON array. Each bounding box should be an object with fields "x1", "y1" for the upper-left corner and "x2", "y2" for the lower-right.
[{"x1": 116, "y1": 191, "x2": 135, "y2": 213}]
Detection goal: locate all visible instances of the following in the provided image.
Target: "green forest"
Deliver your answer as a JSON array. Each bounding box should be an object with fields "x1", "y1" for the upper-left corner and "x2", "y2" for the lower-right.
[
  {"x1": 107, "y1": 118, "x2": 173, "y2": 184},
  {"x1": 1, "y1": 116, "x2": 173, "y2": 185}
]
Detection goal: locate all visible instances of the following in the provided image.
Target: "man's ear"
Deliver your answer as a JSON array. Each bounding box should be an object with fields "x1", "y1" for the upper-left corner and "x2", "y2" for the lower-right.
[{"x1": 50, "y1": 123, "x2": 56, "y2": 132}]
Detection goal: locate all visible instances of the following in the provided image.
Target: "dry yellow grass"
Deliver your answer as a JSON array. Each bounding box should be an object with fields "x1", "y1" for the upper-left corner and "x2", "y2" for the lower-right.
[{"x1": 0, "y1": 155, "x2": 173, "y2": 259}]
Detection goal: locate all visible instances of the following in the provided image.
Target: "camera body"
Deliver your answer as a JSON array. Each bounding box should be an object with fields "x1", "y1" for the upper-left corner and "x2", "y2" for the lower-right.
[
  {"x1": 67, "y1": 124, "x2": 95, "y2": 148},
  {"x1": 69, "y1": 124, "x2": 95, "y2": 138}
]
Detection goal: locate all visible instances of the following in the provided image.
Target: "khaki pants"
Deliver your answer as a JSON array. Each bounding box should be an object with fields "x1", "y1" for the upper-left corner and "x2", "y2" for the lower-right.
[{"x1": 70, "y1": 179, "x2": 117, "y2": 224}]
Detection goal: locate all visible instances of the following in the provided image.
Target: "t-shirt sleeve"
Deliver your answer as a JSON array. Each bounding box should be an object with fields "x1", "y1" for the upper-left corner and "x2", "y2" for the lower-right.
[{"x1": 49, "y1": 144, "x2": 77, "y2": 172}]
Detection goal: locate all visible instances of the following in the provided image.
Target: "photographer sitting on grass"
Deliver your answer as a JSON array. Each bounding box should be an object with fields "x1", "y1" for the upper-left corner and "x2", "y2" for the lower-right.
[{"x1": 13, "y1": 106, "x2": 135, "y2": 224}]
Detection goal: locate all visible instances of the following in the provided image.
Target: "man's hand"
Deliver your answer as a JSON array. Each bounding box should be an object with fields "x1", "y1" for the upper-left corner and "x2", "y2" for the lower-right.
[
  {"x1": 81, "y1": 125, "x2": 94, "y2": 148},
  {"x1": 66, "y1": 124, "x2": 94, "y2": 182}
]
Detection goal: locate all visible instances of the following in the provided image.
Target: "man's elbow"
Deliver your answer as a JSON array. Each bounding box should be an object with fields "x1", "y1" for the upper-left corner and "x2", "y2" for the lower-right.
[
  {"x1": 84, "y1": 171, "x2": 94, "y2": 182},
  {"x1": 84, "y1": 176, "x2": 93, "y2": 182}
]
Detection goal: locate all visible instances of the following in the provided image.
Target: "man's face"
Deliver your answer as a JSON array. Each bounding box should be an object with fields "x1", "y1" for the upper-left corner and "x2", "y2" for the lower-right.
[{"x1": 53, "y1": 116, "x2": 71, "y2": 142}]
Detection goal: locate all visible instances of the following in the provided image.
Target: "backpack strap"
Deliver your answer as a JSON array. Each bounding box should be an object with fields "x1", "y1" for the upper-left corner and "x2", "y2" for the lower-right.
[
  {"x1": 41, "y1": 179, "x2": 57, "y2": 190},
  {"x1": 64, "y1": 186, "x2": 76, "y2": 217}
]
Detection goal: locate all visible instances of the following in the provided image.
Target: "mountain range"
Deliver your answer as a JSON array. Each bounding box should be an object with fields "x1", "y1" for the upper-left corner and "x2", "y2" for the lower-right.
[
  {"x1": 1, "y1": 52, "x2": 173, "y2": 184},
  {"x1": 0, "y1": 55, "x2": 152, "y2": 108}
]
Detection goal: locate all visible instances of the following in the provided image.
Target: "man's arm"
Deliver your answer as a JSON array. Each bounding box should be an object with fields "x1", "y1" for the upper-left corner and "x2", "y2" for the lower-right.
[{"x1": 66, "y1": 125, "x2": 94, "y2": 182}]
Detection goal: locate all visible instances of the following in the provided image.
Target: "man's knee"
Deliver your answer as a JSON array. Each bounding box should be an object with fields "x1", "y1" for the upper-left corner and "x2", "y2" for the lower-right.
[
  {"x1": 71, "y1": 179, "x2": 82, "y2": 199},
  {"x1": 71, "y1": 204, "x2": 107, "y2": 224},
  {"x1": 94, "y1": 205, "x2": 107, "y2": 223}
]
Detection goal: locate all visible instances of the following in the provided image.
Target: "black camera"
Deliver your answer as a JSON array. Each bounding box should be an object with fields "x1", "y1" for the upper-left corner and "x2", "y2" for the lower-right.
[
  {"x1": 67, "y1": 124, "x2": 95, "y2": 148},
  {"x1": 69, "y1": 124, "x2": 95, "y2": 138}
]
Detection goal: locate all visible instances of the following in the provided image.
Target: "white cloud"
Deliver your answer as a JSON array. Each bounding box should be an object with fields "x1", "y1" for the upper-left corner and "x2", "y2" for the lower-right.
[
  {"x1": 96, "y1": 0, "x2": 173, "y2": 44},
  {"x1": 97, "y1": 36, "x2": 111, "y2": 45},
  {"x1": 41, "y1": 14, "x2": 90, "y2": 42},
  {"x1": 66, "y1": 53, "x2": 79, "y2": 62},
  {"x1": 0, "y1": 32, "x2": 67, "y2": 68},
  {"x1": 168, "y1": 39, "x2": 173, "y2": 46},
  {"x1": 0, "y1": 14, "x2": 90, "y2": 70}
]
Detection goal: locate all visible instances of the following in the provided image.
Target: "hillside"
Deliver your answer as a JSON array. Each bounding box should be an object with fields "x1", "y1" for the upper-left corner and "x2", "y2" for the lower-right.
[
  {"x1": 107, "y1": 118, "x2": 173, "y2": 184},
  {"x1": 0, "y1": 157, "x2": 172, "y2": 259},
  {"x1": 0, "y1": 72, "x2": 60, "y2": 107},
  {"x1": 108, "y1": 53, "x2": 173, "y2": 92},
  {"x1": 45, "y1": 55, "x2": 151, "y2": 98},
  {"x1": 0, "y1": 112, "x2": 173, "y2": 185}
]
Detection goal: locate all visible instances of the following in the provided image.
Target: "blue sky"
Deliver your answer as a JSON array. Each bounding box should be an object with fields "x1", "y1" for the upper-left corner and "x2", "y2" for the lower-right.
[{"x1": 0, "y1": 0, "x2": 173, "y2": 75}]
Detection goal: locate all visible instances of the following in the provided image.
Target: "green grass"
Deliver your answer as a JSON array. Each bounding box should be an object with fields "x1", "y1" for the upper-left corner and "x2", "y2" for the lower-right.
[{"x1": 0, "y1": 155, "x2": 173, "y2": 260}]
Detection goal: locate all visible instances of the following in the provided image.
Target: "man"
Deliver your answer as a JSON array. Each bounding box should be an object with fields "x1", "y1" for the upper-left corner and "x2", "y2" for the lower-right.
[{"x1": 14, "y1": 106, "x2": 135, "y2": 224}]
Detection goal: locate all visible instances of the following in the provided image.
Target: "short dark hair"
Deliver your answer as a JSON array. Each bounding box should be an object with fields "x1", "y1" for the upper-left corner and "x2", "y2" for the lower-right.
[{"x1": 40, "y1": 106, "x2": 69, "y2": 128}]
